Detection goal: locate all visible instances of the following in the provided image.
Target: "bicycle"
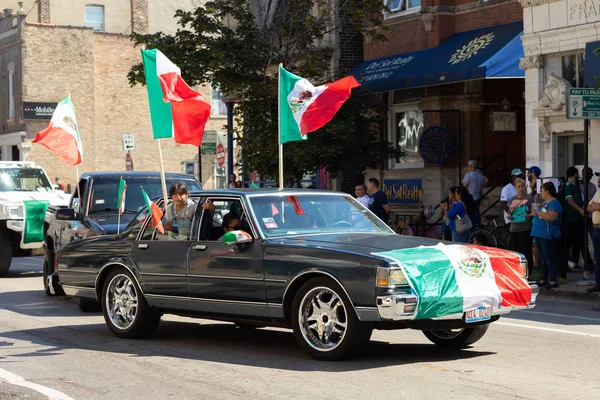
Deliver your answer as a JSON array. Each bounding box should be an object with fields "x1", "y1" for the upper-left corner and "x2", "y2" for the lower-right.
[{"x1": 468, "y1": 215, "x2": 512, "y2": 249}]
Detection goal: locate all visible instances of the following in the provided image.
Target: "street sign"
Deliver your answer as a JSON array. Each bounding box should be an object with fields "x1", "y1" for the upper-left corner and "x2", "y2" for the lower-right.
[
  {"x1": 216, "y1": 143, "x2": 225, "y2": 167},
  {"x1": 567, "y1": 88, "x2": 600, "y2": 119},
  {"x1": 122, "y1": 134, "x2": 135, "y2": 151},
  {"x1": 203, "y1": 130, "x2": 217, "y2": 143},
  {"x1": 201, "y1": 143, "x2": 216, "y2": 155},
  {"x1": 125, "y1": 151, "x2": 133, "y2": 171}
]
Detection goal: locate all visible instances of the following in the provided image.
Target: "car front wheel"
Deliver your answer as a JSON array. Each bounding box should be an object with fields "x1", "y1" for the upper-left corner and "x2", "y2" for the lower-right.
[
  {"x1": 291, "y1": 277, "x2": 372, "y2": 361},
  {"x1": 422, "y1": 324, "x2": 490, "y2": 348},
  {"x1": 101, "y1": 269, "x2": 160, "y2": 338}
]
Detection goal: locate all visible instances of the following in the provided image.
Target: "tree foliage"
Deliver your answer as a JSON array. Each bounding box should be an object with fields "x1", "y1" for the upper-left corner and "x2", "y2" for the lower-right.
[{"x1": 128, "y1": 0, "x2": 399, "y2": 184}]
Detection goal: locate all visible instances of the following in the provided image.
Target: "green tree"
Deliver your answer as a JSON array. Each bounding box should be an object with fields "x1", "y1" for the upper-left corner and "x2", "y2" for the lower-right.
[{"x1": 128, "y1": 0, "x2": 399, "y2": 185}]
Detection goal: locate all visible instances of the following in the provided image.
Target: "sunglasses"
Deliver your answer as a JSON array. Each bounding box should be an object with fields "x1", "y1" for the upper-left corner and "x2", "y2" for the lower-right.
[{"x1": 227, "y1": 225, "x2": 241, "y2": 230}]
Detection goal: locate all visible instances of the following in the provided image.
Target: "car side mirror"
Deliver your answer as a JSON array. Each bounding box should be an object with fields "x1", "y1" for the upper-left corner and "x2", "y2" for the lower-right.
[
  {"x1": 56, "y1": 208, "x2": 77, "y2": 221},
  {"x1": 222, "y1": 230, "x2": 253, "y2": 246}
]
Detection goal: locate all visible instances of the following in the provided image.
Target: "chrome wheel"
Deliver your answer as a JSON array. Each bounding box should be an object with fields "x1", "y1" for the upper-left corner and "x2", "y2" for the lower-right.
[
  {"x1": 427, "y1": 329, "x2": 465, "y2": 340},
  {"x1": 106, "y1": 273, "x2": 138, "y2": 330},
  {"x1": 298, "y1": 286, "x2": 348, "y2": 351}
]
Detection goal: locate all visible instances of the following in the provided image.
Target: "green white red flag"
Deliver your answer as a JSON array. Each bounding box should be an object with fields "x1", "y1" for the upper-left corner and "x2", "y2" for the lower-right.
[
  {"x1": 141, "y1": 187, "x2": 164, "y2": 234},
  {"x1": 141, "y1": 49, "x2": 211, "y2": 147},
  {"x1": 279, "y1": 66, "x2": 360, "y2": 144},
  {"x1": 21, "y1": 200, "x2": 50, "y2": 245},
  {"x1": 374, "y1": 244, "x2": 531, "y2": 320},
  {"x1": 117, "y1": 177, "x2": 127, "y2": 214},
  {"x1": 32, "y1": 94, "x2": 83, "y2": 166}
]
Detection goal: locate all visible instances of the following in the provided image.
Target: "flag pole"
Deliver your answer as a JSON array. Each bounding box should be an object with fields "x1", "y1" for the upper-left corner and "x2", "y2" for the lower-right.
[
  {"x1": 156, "y1": 139, "x2": 169, "y2": 208},
  {"x1": 117, "y1": 175, "x2": 122, "y2": 235},
  {"x1": 278, "y1": 64, "x2": 283, "y2": 190},
  {"x1": 75, "y1": 165, "x2": 81, "y2": 208}
]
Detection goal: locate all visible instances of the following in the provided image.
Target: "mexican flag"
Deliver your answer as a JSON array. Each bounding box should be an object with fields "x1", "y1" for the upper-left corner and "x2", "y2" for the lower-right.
[
  {"x1": 279, "y1": 65, "x2": 360, "y2": 144},
  {"x1": 141, "y1": 187, "x2": 164, "y2": 234},
  {"x1": 32, "y1": 94, "x2": 83, "y2": 166},
  {"x1": 21, "y1": 200, "x2": 50, "y2": 245},
  {"x1": 117, "y1": 177, "x2": 127, "y2": 214},
  {"x1": 141, "y1": 49, "x2": 212, "y2": 147},
  {"x1": 374, "y1": 244, "x2": 532, "y2": 320}
]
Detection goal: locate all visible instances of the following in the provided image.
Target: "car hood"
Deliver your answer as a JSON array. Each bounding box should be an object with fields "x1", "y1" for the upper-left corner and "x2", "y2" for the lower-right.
[
  {"x1": 269, "y1": 232, "x2": 451, "y2": 257},
  {"x1": 87, "y1": 212, "x2": 136, "y2": 235},
  {"x1": 0, "y1": 190, "x2": 70, "y2": 206}
]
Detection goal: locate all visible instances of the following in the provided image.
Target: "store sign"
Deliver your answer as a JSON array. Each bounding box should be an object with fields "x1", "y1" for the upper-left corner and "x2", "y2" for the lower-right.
[
  {"x1": 418, "y1": 126, "x2": 452, "y2": 165},
  {"x1": 490, "y1": 111, "x2": 517, "y2": 132},
  {"x1": 383, "y1": 179, "x2": 423, "y2": 204},
  {"x1": 23, "y1": 102, "x2": 57, "y2": 120}
]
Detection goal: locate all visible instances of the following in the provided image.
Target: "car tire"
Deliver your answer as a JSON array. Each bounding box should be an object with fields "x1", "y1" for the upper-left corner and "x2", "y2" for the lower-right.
[
  {"x1": 0, "y1": 231, "x2": 12, "y2": 277},
  {"x1": 291, "y1": 277, "x2": 372, "y2": 361},
  {"x1": 43, "y1": 250, "x2": 65, "y2": 296},
  {"x1": 422, "y1": 324, "x2": 490, "y2": 349},
  {"x1": 78, "y1": 298, "x2": 102, "y2": 312},
  {"x1": 101, "y1": 268, "x2": 160, "y2": 338}
]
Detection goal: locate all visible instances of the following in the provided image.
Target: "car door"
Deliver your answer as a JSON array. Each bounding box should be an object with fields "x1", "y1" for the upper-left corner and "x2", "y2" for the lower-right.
[
  {"x1": 187, "y1": 196, "x2": 268, "y2": 317},
  {"x1": 129, "y1": 199, "x2": 191, "y2": 304}
]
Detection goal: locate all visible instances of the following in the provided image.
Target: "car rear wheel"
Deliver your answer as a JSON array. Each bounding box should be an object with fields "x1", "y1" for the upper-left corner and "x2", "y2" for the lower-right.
[
  {"x1": 0, "y1": 231, "x2": 12, "y2": 277},
  {"x1": 422, "y1": 324, "x2": 490, "y2": 348},
  {"x1": 291, "y1": 277, "x2": 372, "y2": 361},
  {"x1": 101, "y1": 269, "x2": 160, "y2": 338}
]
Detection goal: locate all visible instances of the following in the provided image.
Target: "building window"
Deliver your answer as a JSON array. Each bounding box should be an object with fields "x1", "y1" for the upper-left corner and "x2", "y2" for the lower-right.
[
  {"x1": 562, "y1": 54, "x2": 584, "y2": 88},
  {"x1": 183, "y1": 161, "x2": 196, "y2": 176},
  {"x1": 211, "y1": 86, "x2": 228, "y2": 115},
  {"x1": 85, "y1": 5, "x2": 105, "y2": 31},
  {"x1": 389, "y1": 108, "x2": 424, "y2": 168},
  {"x1": 8, "y1": 69, "x2": 14, "y2": 120},
  {"x1": 384, "y1": 0, "x2": 421, "y2": 18}
]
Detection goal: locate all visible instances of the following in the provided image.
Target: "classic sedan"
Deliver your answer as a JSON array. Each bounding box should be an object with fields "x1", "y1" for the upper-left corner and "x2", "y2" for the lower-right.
[{"x1": 53, "y1": 189, "x2": 538, "y2": 360}]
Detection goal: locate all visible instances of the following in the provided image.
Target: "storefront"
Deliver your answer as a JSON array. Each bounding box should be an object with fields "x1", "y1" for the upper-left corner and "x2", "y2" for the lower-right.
[
  {"x1": 521, "y1": 0, "x2": 600, "y2": 178},
  {"x1": 353, "y1": 21, "x2": 526, "y2": 222}
]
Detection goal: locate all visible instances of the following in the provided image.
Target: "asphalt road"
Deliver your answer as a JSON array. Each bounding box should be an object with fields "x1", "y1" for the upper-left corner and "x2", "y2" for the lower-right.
[{"x1": 1, "y1": 257, "x2": 600, "y2": 400}]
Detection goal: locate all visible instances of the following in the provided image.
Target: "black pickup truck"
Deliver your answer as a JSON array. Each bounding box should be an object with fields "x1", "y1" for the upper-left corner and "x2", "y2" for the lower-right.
[{"x1": 44, "y1": 171, "x2": 201, "y2": 297}]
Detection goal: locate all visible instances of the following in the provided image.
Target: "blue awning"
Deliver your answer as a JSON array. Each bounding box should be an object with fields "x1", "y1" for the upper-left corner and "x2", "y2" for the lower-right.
[{"x1": 353, "y1": 22, "x2": 524, "y2": 92}]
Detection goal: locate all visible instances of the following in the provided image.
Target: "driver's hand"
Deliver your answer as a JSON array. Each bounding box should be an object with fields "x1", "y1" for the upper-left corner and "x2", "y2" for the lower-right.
[{"x1": 202, "y1": 201, "x2": 215, "y2": 214}]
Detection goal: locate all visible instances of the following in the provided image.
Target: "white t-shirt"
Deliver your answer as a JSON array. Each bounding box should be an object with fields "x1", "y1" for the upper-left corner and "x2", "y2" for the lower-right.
[
  {"x1": 463, "y1": 171, "x2": 485, "y2": 201},
  {"x1": 500, "y1": 183, "x2": 517, "y2": 224},
  {"x1": 166, "y1": 199, "x2": 197, "y2": 238},
  {"x1": 356, "y1": 195, "x2": 370, "y2": 208},
  {"x1": 589, "y1": 190, "x2": 600, "y2": 225}
]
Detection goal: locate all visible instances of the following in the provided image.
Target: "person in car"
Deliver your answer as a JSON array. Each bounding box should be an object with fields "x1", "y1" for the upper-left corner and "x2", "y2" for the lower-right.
[
  {"x1": 219, "y1": 213, "x2": 242, "y2": 241},
  {"x1": 165, "y1": 182, "x2": 214, "y2": 239}
]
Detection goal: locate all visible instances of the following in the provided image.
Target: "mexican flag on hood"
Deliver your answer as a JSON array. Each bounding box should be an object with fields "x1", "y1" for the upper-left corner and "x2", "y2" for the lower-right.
[
  {"x1": 374, "y1": 243, "x2": 532, "y2": 320},
  {"x1": 279, "y1": 66, "x2": 360, "y2": 144}
]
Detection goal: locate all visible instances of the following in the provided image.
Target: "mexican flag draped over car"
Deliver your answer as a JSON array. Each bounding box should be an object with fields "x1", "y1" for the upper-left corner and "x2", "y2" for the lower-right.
[{"x1": 374, "y1": 243, "x2": 532, "y2": 320}]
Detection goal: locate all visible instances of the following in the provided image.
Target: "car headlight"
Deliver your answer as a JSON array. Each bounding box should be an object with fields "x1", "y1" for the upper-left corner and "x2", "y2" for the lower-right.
[
  {"x1": 377, "y1": 267, "x2": 409, "y2": 287},
  {"x1": 3, "y1": 204, "x2": 22, "y2": 218},
  {"x1": 520, "y1": 259, "x2": 528, "y2": 279}
]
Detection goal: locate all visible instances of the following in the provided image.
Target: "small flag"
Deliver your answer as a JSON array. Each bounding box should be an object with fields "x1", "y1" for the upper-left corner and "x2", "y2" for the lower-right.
[
  {"x1": 117, "y1": 177, "x2": 127, "y2": 214},
  {"x1": 141, "y1": 187, "x2": 164, "y2": 234},
  {"x1": 33, "y1": 94, "x2": 83, "y2": 166},
  {"x1": 141, "y1": 49, "x2": 212, "y2": 147},
  {"x1": 222, "y1": 230, "x2": 252, "y2": 246},
  {"x1": 279, "y1": 65, "x2": 360, "y2": 144},
  {"x1": 21, "y1": 200, "x2": 50, "y2": 245}
]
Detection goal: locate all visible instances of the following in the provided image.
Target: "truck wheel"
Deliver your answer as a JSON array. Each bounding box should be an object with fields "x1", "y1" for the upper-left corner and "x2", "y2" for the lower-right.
[
  {"x1": 291, "y1": 277, "x2": 372, "y2": 361},
  {"x1": 0, "y1": 231, "x2": 12, "y2": 277},
  {"x1": 422, "y1": 324, "x2": 490, "y2": 349},
  {"x1": 43, "y1": 251, "x2": 65, "y2": 296},
  {"x1": 101, "y1": 269, "x2": 161, "y2": 338}
]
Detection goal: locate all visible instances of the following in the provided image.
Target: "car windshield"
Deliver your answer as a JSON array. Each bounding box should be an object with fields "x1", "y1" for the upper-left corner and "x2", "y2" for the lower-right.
[
  {"x1": 89, "y1": 176, "x2": 201, "y2": 214},
  {"x1": 248, "y1": 193, "x2": 394, "y2": 238},
  {"x1": 0, "y1": 168, "x2": 52, "y2": 192}
]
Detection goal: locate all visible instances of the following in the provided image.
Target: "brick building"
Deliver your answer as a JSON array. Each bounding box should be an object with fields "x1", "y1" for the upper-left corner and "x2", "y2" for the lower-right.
[
  {"x1": 0, "y1": 0, "x2": 231, "y2": 191},
  {"x1": 353, "y1": 0, "x2": 526, "y2": 224}
]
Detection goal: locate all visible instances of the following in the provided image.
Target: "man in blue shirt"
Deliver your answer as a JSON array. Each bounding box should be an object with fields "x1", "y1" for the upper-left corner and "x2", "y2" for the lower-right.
[{"x1": 367, "y1": 178, "x2": 390, "y2": 223}]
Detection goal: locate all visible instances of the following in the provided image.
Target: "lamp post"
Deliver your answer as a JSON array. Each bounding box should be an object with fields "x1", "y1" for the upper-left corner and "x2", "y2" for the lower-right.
[{"x1": 222, "y1": 93, "x2": 242, "y2": 183}]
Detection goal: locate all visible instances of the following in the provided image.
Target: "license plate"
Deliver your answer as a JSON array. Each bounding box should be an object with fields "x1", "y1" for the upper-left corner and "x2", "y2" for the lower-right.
[{"x1": 465, "y1": 306, "x2": 492, "y2": 323}]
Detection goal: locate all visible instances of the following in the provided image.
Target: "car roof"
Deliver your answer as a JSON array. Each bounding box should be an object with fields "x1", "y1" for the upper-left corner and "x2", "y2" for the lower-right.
[
  {"x1": 80, "y1": 171, "x2": 198, "y2": 180},
  {"x1": 199, "y1": 189, "x2": 348, "y2": 197}
]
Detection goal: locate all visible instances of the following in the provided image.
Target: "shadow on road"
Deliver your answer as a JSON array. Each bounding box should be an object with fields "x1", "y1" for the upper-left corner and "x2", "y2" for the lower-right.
[
  {"x1": 0, "y1": 319, "x2": 495, "y2": 371},
  {"x1": 0, "y1": 290, "x2": 97, "y2": 318},
  {"x1": 3, "y1": 256, "x2": 44, "y2": 279}
]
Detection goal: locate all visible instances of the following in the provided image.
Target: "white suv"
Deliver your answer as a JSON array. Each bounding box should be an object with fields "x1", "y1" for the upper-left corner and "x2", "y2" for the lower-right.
[{"x1": 0, "y1": 161, "x2": 70, "y2": 276}]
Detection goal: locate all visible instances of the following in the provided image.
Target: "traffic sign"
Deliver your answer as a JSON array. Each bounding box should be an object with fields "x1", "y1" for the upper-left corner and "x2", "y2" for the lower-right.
[
  {"x1": 122, "y1": 133, "x2": 135, "y2": 151},
  {"x1": 201, "y1": 142, "x2": 216, "y2": 155},
  {"x1": 567, "y1": 88, "x2": 600, "y2": 119},
  {"x1": 216, "y1": 143, "x2": 225, "y2": 167}
]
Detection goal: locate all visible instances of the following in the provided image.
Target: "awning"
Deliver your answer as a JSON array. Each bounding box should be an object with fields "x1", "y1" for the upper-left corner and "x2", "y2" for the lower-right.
[{"x1": 353, "y1": 21, "x2": 524, "y2": 93}]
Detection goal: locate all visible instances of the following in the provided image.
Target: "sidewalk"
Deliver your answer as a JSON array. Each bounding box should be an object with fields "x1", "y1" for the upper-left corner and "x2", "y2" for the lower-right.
[{"x1": 535, "y1": 271, "x2": 600, "y2": 303}]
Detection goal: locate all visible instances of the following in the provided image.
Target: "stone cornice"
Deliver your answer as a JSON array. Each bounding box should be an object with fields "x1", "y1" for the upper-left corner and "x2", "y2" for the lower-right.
[
  {"x1": 519, "y1": 0, "x2": 562, "y2": 8},
  {"x1": 519, "y1": 55, "x2": 544, "y2": 70}
]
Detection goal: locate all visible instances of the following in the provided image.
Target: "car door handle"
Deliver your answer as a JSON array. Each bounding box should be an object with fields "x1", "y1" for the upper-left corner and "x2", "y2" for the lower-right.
[
  {"x1": 138, "y1": 244, "x2": 149, "y2": 249},
  {"x1": 193, "y1": 244, "x2": 207, "y2": 251}
]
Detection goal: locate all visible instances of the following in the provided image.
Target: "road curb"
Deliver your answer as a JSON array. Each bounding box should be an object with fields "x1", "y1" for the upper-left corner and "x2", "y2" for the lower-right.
[{"x1": 537, "y1": 287, "x2": 600, "y2": 303}]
